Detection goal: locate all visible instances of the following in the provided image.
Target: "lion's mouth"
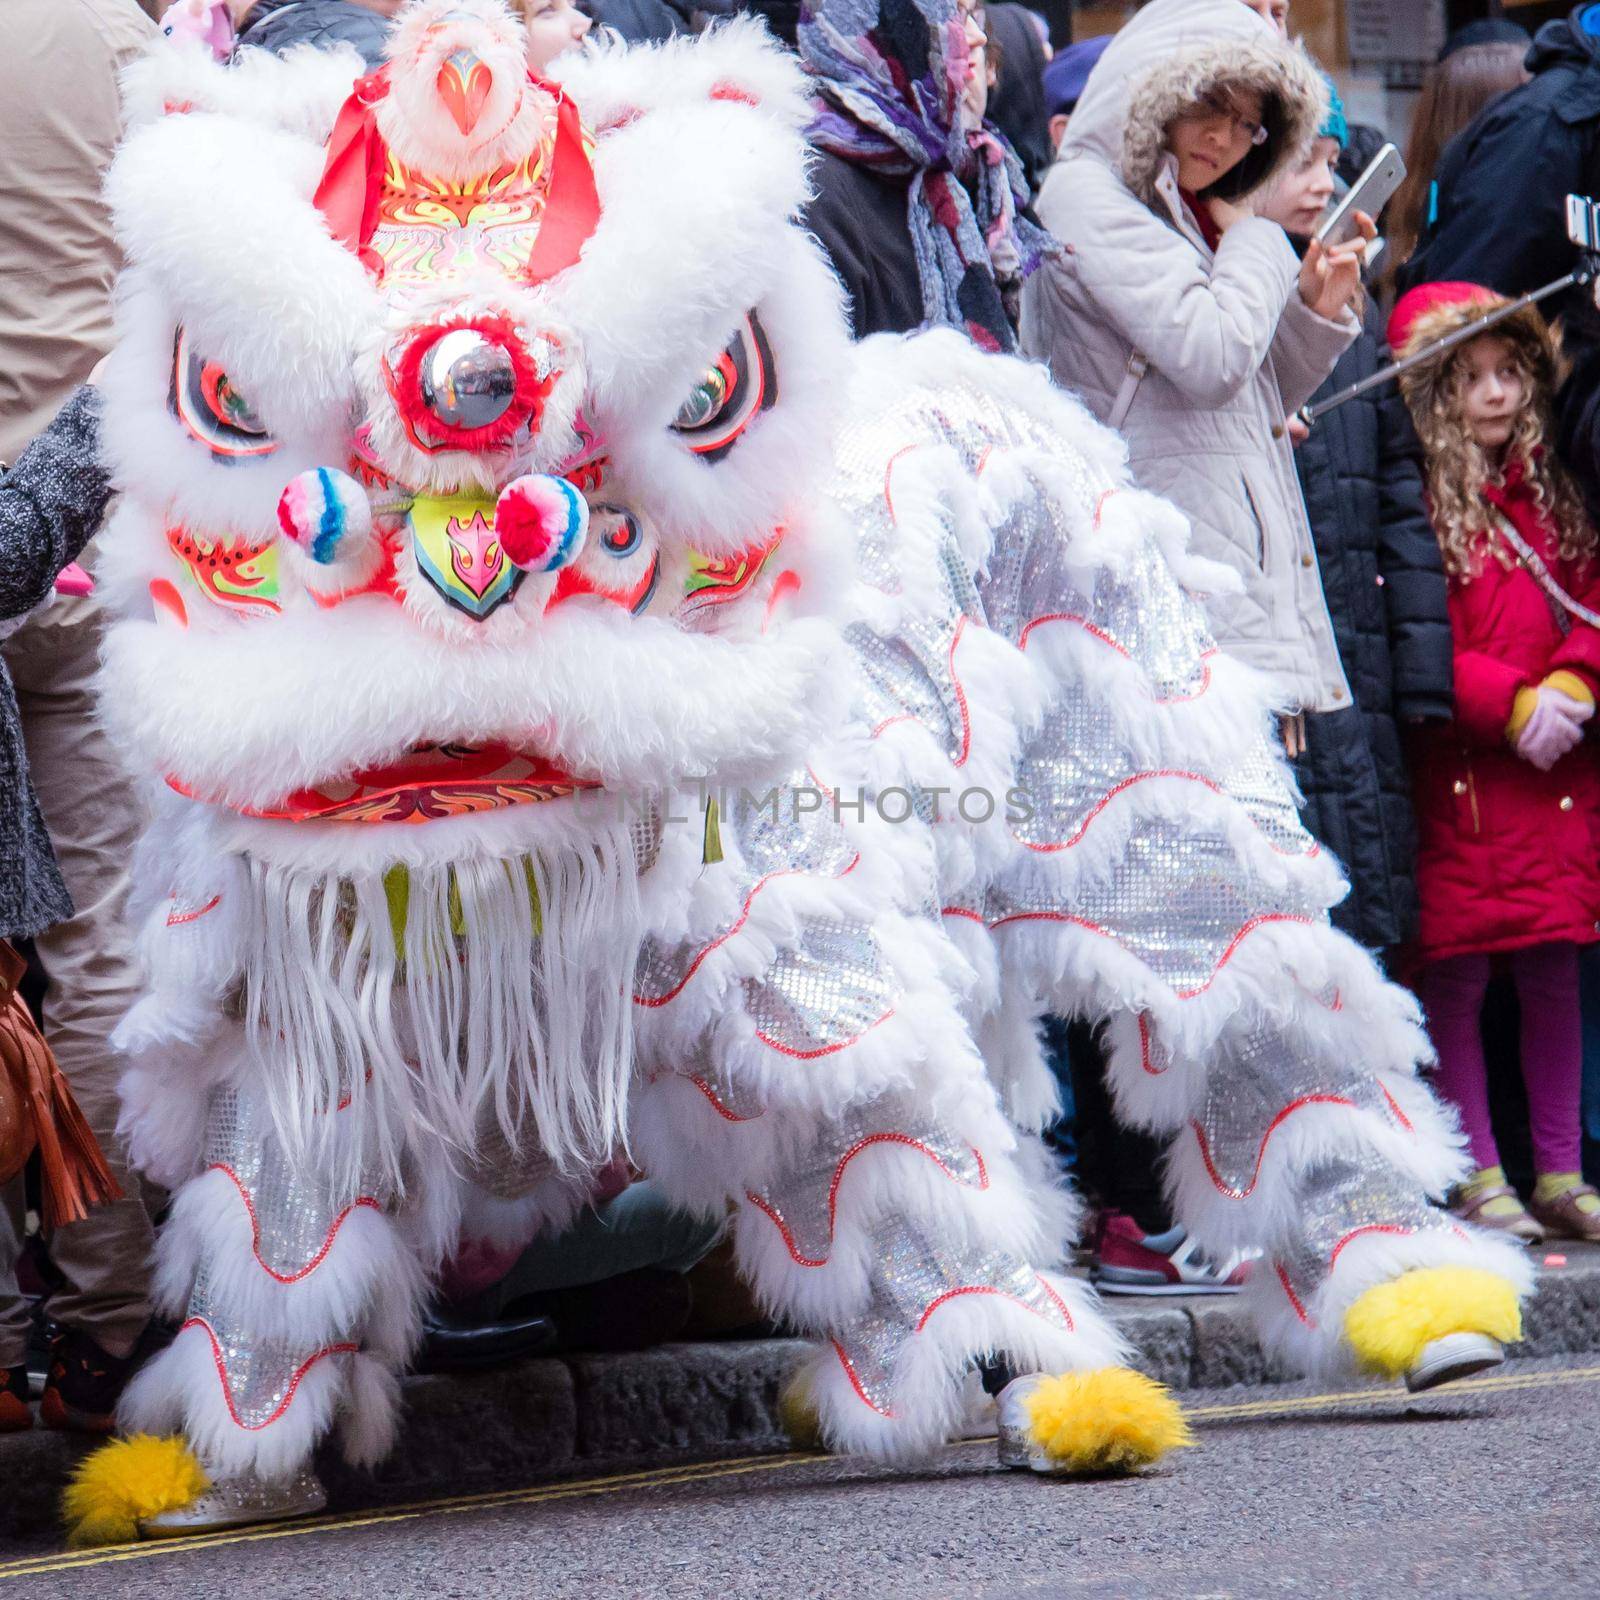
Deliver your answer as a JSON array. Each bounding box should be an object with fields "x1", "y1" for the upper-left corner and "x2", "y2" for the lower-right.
[{"x1": 168, "y1": 742, "x2": 596, "y2": 825}]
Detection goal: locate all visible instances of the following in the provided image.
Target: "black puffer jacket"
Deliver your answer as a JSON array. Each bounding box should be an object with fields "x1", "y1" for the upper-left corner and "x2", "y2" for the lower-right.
[
  {"x1": 236, "y1": 0, "x2": 391, "y2": 69},
  {"x1": 1291, "y1": 306, "x2": 1454, "y2": 953}
]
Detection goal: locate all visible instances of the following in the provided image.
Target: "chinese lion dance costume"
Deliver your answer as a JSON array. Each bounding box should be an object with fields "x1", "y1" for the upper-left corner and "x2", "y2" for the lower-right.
[{"x1": 68, "y1": 0, "x2": 1530, "y2": 1543}]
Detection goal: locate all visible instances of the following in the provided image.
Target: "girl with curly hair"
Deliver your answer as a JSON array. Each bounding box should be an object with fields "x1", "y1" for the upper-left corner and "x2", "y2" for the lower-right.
[{"x1": 1390, "y1": 280, "x2": 1600, "y2": 1245}]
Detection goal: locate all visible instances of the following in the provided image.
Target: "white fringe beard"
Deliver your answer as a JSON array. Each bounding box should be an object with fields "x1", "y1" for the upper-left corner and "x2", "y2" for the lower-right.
[{"x1": 238, "y1": 818, "x2": 646, "y2": 1195}]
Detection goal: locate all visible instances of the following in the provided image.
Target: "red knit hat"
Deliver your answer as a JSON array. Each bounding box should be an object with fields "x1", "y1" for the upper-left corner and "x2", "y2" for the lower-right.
[
  {"x1": 1386, "y1": 280, "x2": 1563, "y2": 431},
  {"x1": 1385, "y1": 281, "x2": 1499, "y2": 359}
]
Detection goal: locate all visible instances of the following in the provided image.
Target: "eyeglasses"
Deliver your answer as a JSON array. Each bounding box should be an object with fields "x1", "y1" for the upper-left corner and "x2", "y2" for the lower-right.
[{"x1": 1192, "y1": 91, "x2": 1269, "y2": 147}]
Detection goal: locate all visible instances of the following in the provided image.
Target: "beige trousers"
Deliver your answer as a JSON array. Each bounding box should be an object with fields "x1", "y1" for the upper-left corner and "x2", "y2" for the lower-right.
[{"x1": 0, "y1": 598, "x2": 153, "y2": 1366}]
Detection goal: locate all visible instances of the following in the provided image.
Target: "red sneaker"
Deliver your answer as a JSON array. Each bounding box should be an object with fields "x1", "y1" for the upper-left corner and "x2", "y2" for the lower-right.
[
  {"x1": 0, "y1": 1366, "x2": 31, "y2": 1433},
  {"x1": 1092, "y1": 1213, "x2": 1256, "y2": 1296}
]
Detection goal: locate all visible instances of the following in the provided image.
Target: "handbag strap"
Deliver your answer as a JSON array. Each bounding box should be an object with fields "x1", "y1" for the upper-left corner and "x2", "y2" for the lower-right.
[
  {"x1": 1108, "y1": 351, "x2": 1148, "y2": 432},
  {"x1": 1488, "y1": 508, "x2": 1600, "y2": 635}
]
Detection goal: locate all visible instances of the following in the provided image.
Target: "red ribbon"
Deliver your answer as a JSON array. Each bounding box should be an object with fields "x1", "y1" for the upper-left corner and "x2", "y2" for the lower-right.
[
  {"x1": 311, "y1": 67, "x2": 598, "y2": 286},
  {"x1": 312, "y1": 69, "x2": 392, "y2": 277}
]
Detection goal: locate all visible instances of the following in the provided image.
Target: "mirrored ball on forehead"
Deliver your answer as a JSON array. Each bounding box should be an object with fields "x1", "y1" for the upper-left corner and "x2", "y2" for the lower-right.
[{"x1": 419, "y1": 328, "x2": 517, "y2": 430}]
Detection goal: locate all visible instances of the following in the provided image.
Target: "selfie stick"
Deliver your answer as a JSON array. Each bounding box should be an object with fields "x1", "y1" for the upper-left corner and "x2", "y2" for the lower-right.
[{"x1": 1297, "y1": 257, "x2": 1600, "y2": 429}]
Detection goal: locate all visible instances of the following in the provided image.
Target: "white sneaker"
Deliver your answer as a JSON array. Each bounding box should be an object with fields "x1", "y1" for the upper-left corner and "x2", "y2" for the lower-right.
[
  {"x1": 1404, "y1": 1331, "x2": 1504, "y2": 1394},
  {"x1": 139, "y1": 1467, "x2": 327, "y2": 1538}
]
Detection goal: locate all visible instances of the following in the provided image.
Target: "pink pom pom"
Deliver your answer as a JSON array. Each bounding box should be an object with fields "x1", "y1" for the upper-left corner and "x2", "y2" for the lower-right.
[{"x1": 495, "y1": 474, "x2": 588, "y2": 572}]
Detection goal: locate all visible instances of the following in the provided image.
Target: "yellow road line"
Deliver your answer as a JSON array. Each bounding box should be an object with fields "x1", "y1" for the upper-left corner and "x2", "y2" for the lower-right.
[
  {"x1": 1182, "y1": 1362, "x2": 1600, "y2": 1421},
  {"x1": 6, "y1": 1361, "x2": 1598, "y2": 1581}
]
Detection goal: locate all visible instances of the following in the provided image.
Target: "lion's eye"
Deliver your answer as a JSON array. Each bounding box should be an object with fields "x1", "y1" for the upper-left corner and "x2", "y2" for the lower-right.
[
  {"x1": 668, "y1": 311, "x2": 776, "y2": 461},
  {"x1": 169, "y1": 327, "x2": 279, "y2": 463},
  {"x1": 674, "y1": 366, "x2": 730, "y2": 431}
]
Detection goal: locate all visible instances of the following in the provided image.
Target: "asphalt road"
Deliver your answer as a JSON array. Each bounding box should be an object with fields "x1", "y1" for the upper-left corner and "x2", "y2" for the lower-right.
[{"x1": 6, "y1": 1353, "x2": 1597, "y2": 1600}]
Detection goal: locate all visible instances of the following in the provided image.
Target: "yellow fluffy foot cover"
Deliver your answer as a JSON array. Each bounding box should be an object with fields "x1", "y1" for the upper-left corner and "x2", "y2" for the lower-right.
[
  {"x1": 1021, "y1": 1368, "x2": 1193, "y2": 1473},
  {"x1": 63, "y1": 1434, "x2": 209, "y2": 1548},
  {"x1": 1344, "y1": 1266, "x2": 1523, "y2": 1379},
  {"x1": 778, "y1": 1371, "x2": 824, "y2": 1450}
]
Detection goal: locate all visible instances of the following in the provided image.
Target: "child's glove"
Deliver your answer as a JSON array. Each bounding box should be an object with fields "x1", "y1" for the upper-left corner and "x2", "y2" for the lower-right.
[{"x1": 1514, "y1": 684, "x2": 1592, "y2": 771}]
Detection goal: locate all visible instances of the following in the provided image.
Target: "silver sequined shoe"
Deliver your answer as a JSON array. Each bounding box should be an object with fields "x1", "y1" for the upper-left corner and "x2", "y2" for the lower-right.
[
  {"x1": 1405, "y1": 1332, "x2": 1504, "y2": 1394},
  {"x1": 995, "y1": 1374, "x2": 1057, "y2": 1473},
  {"x1": 139, "y1": 1466, "x2": 327, "y2": 1538}
]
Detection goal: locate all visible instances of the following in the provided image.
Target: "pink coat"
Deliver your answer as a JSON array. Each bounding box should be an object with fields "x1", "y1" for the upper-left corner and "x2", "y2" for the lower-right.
[{"x1": 1408, "y1": 464, "x2": 1600, "y2": 964}]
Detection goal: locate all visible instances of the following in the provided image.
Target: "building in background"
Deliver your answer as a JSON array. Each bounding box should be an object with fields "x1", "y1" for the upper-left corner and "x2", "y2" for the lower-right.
[{"x1": 1053, "y1": 2, "x2": 1550, "y2": 149}]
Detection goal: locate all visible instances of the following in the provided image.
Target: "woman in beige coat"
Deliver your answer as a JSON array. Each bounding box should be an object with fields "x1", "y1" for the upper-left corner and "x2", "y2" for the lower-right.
[{"x1": 1021, "y1": 0, "x2": 1367, "y2": 725}]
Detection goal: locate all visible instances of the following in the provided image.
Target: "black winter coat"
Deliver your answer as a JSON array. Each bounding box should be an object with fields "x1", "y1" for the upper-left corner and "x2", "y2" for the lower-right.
[
  {"x1": 803, "y1": 153, "x2": 925, "y2": 338},
  {"x1": 0, "y1": 388, "x2": 111, "y2": 940},
  {"x1": 236, "y1": 0, "x2": 391, "y2": 69},
  {"x1": 1290, "y1": 308, "x2": 1454, "y2": 952},
  {"x1": 1399, "y1": 11, "x2": 1600, "y2": 500}
]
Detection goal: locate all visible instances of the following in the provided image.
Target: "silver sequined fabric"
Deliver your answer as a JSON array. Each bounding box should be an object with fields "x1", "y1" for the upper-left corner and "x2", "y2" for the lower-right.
[
  {"x1": 740, "y1": 915, "x2": 900, "y2": 1056},
  {"x1": 982, "y1": 478, "x2": 1213, "y2": 699},
  {"x1": 745, "y1": 1103, "x2": 987, "y2": 1265},
  {"x1": 1011, "y1": 682, "x2": 1311, "y2": 858},
  {"x1": 203, "y1": 1084, "x2": 387, "y2": 1279},
  {"x1": 1271, "y1": 1153, "x2": 1456, "y2": 1322},
  {"x1": 633, "y1": 780, "x2": 856, "y2": 1006},
  {"x1": 846, "y1": 620, "x2": 966, "y2": 763},
  {"x1": 986, "y1": 817, "x2": 1324, "y2": 995},
  {"x1": 1185, "y1": 1019, "x2": 1411, "y2": 1199},
  {"x1": 830, "y1": 1214, "x2": 1072, "y2": 1418}
]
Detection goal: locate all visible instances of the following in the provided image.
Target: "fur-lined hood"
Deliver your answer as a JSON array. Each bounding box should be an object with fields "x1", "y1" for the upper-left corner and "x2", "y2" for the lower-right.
[
  {"x1": 1389, "y1": 286, "x2": 1566, "y2": 430},
  {"x1": 1060, "y1": 0, "x2": 1327, "y2": 204}
]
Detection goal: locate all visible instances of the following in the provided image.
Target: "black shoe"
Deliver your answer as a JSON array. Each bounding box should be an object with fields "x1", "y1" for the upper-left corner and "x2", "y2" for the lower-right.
[
  {"x1": 506, "y1": 1268, "x2": 694, "y2": 1355},
  {"x1": 40, "y1": 1330, "x2": 142, "y2": 1434},
  {"x1": 416, "y1": 1301, "x2": 559, "y2": 1373}
]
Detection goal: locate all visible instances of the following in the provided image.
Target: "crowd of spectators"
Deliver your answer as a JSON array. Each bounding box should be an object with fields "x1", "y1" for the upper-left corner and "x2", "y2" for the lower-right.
[{"x1": 6, "y1": 0, "x2": 1600, "y2": 1432}]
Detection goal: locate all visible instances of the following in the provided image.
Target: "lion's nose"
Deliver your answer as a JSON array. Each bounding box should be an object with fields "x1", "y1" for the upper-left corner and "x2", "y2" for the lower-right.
[
  {"x1": 387, "y1": 318, "x2": 557, "y2": 454},
  {"x1": 420, "y1": 328, "x2": 518, "y2": 431}
]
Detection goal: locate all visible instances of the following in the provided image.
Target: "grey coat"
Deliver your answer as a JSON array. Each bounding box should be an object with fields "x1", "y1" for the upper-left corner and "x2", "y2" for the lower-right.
[
  {"x1": 1021, "y1": 0, "x2": 1358, "y2": 712},
  {"x1": 0, "y1": 387, "x2": 111, "y2": 939}
]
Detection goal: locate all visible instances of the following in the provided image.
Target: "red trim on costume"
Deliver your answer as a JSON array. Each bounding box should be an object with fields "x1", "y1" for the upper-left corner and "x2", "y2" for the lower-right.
[
  {"x1": 684, "y1": 1075, "x2": 763, "y2": 1123},
  {"x1": 914, "y1": 1276, "x2": 1076, "y2": 1336},
  {"x1": 1016, "y1": 613, "x2": 1217, "y2": 703},
  {"x1": 1014, "y1": 768, "x2": 1317, "y2": 858},
  {"x1": 631, "y1": 855, "x2": 861, "y2": 1008},
  {"x1": 1327, "y1": 1224, "x2": 1419, "y2": 1272},
  {"x1": 746, "y1": 1135, "x2": 989, "y2": 1268},
  {"x1": 210, "y1": 1165, "x2": 382, "y2": 1285},
  {"x1": 1275, "y1": 1263, "x2": 1312, "y2": 1325},
  {"x1": 868, "y1": 616, "x2": 974, "y2": 767},
  {"x1": 184, "y1": 1317, "x2": 359, "y2": 1430},
  {"x1": 165, "y1": 894, "x2": 222, "y2": 928},
  {"x1": 148, "y1": 578, "x2": 189, "y2": 629},
  {"x1": 755, "y1": 1006, "x2": 895, "y2": 1060},
  {"x1": 882, "y1": 445, "x2": 917, "y2": 524},
  {"x1": 985, "y1": 910, "x2": 1315, "y2": 999},
  {"x1": 832, "y1": 1338, "x2": 895, "y2": 1417},
  {"x1": 1190, "y1": 1087, "x2": 1412, "y2": 1201},
  {"x1": 764, "y1": 569, "x2": 803, "y2": 630}
]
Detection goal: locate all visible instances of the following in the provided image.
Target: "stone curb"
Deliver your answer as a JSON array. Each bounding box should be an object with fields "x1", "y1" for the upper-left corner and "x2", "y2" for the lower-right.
[{"x1": 5, "y1": 1247, "x2": 1597, "y2": 1553}]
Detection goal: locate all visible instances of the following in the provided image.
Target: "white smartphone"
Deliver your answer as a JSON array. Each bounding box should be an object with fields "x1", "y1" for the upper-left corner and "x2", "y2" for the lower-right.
[{"x1": 1316, "y1": 143, "x2": 1406, "y2": 246}]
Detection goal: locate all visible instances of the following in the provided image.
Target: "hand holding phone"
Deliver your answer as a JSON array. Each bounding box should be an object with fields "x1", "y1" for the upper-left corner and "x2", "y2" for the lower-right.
[
  {"x1": 1299, "y1": 213, "x2": 1376, "y2": 319},
  {"x1": 1317, "y1": 143, "x2": 1406, "y2": 246}
]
